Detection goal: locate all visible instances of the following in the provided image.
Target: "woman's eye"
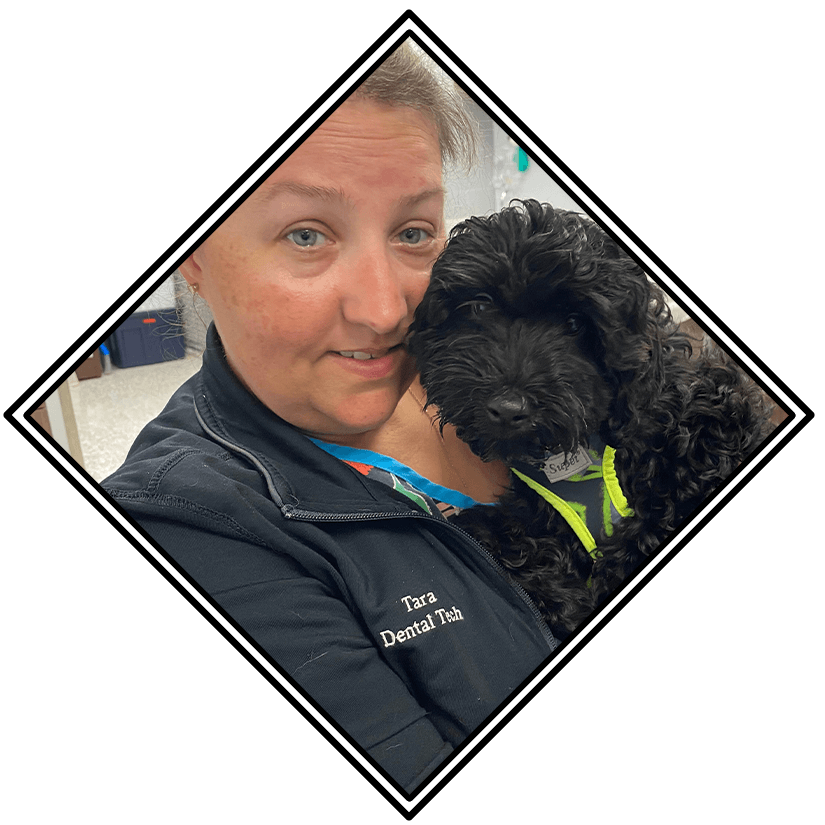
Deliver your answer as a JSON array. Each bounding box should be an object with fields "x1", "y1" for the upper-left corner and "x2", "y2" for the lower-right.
[
  {"x1": 286, "y1": 228, "x2": 328, "y2": 248},
  {"x1": 397, "y1": 227, "x2": 429, "y2": 245}
]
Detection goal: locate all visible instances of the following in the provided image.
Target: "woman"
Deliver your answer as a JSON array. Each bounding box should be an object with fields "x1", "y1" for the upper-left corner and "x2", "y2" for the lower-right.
[{"x1": 103, "y1": 42, "x2": 558, "y2": 793}]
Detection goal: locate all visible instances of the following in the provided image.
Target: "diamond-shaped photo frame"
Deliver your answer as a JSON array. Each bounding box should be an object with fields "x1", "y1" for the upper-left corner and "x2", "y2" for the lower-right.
[{"x1": 29, "y1": 33, "x2": 788, "y2": 800}]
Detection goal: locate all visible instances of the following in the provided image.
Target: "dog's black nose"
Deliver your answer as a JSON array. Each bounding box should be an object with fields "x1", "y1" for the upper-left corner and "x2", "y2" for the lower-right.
[{"x1": 486, "y1": 395, "x2": 531, "y2": 429}]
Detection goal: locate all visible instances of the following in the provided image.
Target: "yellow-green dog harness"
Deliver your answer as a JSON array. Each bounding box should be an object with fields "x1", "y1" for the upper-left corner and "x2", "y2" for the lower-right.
[{"x1": 510, "y1": 445, "x2": 634, "y2": 561}]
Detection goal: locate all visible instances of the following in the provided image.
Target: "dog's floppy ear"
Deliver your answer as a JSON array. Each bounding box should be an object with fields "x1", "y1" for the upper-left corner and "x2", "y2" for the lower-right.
[{"x1": 593, "y1": 246, "x2": 668, "y2": 386}]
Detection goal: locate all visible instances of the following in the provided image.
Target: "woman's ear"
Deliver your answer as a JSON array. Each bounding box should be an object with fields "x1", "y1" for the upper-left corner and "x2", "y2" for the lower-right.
[{"x1": 178, "y1": 253, "x2": 203, "y2": 290}]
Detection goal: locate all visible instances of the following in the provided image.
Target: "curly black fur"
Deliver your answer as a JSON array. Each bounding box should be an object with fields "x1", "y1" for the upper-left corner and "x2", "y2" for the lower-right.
[{"x1": 408, "y1": 200, "x2": 774, "y2": 642}]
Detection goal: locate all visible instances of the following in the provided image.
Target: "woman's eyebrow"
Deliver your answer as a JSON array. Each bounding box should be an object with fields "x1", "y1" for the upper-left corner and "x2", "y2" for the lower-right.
[
  {"x1": 251, "y1": 181, "x2": 349, "y2": 205},
  {"x1": 397, "y1": 187, "x2": 446, "y2": 209},
  {"x1": 249, "y1": 182, "x2": 445, "y2": 208}
]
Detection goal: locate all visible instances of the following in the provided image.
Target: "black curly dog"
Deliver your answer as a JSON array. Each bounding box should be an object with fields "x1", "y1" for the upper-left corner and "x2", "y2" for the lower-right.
[{"x1": 408, "y1": 200, "x2": 773, "y2": 643}]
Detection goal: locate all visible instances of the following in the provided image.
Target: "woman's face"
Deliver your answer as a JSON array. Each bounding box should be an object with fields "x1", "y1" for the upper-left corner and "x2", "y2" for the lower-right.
[{"x1": 181, "y1": 99, "x2": 445, "y2": 438}]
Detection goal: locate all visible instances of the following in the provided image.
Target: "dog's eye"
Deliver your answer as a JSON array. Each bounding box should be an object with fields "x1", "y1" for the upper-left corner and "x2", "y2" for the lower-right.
[
  {"x1": 457, "y1": 293, "x2": 495, "y2": 318},
  {"x1": 564, "y1": 313, "x2": 586, "y2": 335}
]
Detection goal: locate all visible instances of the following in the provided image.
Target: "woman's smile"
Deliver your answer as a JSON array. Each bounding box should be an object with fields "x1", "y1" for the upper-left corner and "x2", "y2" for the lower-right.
[{"x1": 328, "y1": 343, "x2": 407, "y2": 379}]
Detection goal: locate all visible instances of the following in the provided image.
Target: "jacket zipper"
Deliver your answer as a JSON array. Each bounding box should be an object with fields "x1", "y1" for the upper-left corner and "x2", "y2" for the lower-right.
[{"x1": 283, "y1": 505, "x2": 559, "y2": 651}]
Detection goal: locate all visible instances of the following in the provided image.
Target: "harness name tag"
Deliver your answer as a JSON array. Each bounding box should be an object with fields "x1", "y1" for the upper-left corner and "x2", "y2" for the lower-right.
[{"x1": 541, "y1": 444, "x2": 592, "y2": 483}]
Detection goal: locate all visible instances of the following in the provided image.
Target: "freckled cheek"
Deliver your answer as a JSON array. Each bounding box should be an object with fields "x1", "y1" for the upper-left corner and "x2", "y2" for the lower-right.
[{"x1": 221, "y1": 277, "x2": 337, "y2": 357}]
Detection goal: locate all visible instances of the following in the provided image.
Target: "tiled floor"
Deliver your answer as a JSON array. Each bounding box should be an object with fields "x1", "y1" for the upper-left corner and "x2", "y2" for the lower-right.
[{"x1": 69, "y1": 354, "x2": 203, "y2": 482}]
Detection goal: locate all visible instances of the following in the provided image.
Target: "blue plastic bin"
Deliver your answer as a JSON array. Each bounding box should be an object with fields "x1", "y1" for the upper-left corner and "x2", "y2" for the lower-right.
[{"x1": 106, "y1": 309, "x2": 185, "y2": 368}]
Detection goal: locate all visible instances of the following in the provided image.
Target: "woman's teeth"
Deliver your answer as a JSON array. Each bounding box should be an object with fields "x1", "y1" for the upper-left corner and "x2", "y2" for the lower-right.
[{"x1": 337, "y1": 351, "x2": 379, "y2": 360}]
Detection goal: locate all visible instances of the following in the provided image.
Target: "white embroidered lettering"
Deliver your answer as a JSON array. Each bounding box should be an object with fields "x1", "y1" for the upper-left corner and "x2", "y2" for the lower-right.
[
  {"x1": 380, "y1": 614, "x2": 441, "y2": 648},
  {"x1": 381, "y1": 594, "x2": 463, "y2": 649},
  {"x1": 401, "y1": 591, "x2": 439, "y2": 612},
  {"x1": 434, "y1": 606, "x2": 464, "y2": 625}
]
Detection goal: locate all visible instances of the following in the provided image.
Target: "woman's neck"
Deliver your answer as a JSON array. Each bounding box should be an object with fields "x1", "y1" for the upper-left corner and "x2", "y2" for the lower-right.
[{"x1": 315, "y1": 379, "x2": 511, "y2": 504}]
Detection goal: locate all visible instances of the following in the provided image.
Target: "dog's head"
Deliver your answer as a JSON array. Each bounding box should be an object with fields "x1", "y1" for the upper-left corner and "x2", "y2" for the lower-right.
[{"x1": 408, "y1": 200, "x2": 670, "y2": 464}]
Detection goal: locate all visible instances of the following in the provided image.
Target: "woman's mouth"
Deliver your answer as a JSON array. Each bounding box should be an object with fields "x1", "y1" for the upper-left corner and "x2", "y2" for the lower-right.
[
  {"x1": 336, "y1": 350, "x2": 385, "y2": 360},
  {"x1": 334, "y1": 342, "x2": 405, "y2": 360},
  {"x1": 330, "y1": 343, "x2": 406, "y2": 377}
]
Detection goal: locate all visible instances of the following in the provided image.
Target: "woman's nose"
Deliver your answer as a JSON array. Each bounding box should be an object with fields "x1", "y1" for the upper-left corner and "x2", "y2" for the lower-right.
[{"x1": 341, "y1": 247, "x2": 411, "y2": 334}]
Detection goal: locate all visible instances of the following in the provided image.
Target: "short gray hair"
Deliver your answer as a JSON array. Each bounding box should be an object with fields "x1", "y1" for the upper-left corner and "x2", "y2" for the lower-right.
[{"x1": 352, "y1": 39, "x2": 478, "y2": 169}]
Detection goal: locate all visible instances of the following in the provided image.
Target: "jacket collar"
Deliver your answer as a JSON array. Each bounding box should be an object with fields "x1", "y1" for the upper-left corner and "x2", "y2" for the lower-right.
[{"x1": 194, "y1": 324, "x2": 415, "y2": 519}]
